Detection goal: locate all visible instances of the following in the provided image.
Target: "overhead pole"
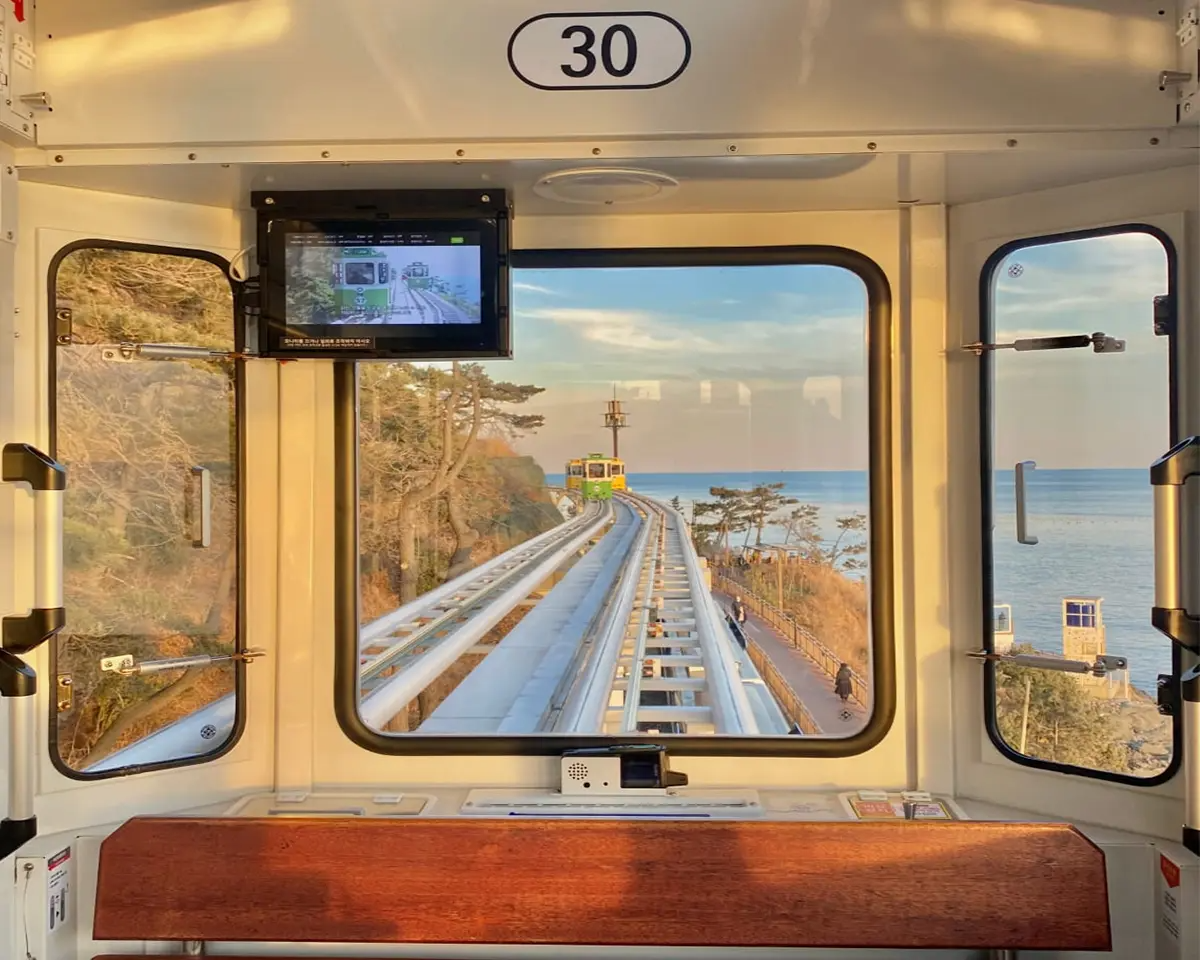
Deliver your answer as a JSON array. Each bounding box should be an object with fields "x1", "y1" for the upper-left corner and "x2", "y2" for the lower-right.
[{"x1": 604, "y1": 385, "x2": 628, "y2": 460}]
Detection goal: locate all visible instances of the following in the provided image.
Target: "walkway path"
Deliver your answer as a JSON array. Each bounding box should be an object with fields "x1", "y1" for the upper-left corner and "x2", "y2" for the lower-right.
[{"x1": 715, "y1": 591, "x2": 867, "y2": 734}]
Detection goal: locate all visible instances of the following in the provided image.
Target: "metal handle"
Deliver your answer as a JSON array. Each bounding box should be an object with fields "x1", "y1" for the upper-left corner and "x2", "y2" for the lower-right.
[
  {"x1": 1150, "y1": 437, "x2": 1200, "y2": 650},
  {"x1": 191, "y1": 466, "x2": 211, "y2": 548},
  {"x1": 2, "y1": 444, "x2": 66, "y2": 653},
  {"x1": 1015, "y1": 461, "x2": 1038, "y2": 545}
]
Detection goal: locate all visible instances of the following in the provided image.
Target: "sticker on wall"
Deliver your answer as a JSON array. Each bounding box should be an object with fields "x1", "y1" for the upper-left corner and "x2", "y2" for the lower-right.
[
  {"x1": 508, "y1": 12, "x2": 691, "y2": 90},
  {"x1": 47, "y1": 847, "x2": 71, "y2": 934}
]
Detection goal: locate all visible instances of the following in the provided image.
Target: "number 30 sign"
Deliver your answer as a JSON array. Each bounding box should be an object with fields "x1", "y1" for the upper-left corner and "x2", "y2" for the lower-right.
[{"x1": 508, "y1": 12, "x2": 691, "y2": 90}]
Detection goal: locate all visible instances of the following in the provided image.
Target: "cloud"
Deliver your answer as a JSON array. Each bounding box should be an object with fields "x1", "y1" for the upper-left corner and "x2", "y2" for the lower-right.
[{"x1": 512, "y1": 281, "x2": 559, "y2": 296}]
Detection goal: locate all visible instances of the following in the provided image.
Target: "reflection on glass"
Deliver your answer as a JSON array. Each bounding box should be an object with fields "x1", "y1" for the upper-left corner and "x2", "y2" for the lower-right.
[
  {"x1": 989, "y1": 231, "x2": 1173, "y2": 777},
  {"x1": 356, "y1": 263, "x2": 874, "y2": 738},
  {"x1": 54, "y1": 249, "x2": 238, "y2": 773}
]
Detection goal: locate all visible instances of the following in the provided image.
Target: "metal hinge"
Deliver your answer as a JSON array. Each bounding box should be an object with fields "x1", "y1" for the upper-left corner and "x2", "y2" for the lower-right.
[
  {"x1": 100, "y1": 648, "x2": 265, "y2": 676},
  {"x1": 55, "y1": 673, "x2": 72, "y2": 712},
  {"x1": 1158, "y1": 664, "x2": 1200, "y2": 716},
  {"x1": 962, "y1": 331, "x2": 1124, "y2": 356},
  {"x1": 967, "y1": 649, "x2": 1128, "y2": 677},
  {"x1": 1154, "y1": 294, "x2": 1176, "y2": 337},
  {"x1": 54, "y1": 306, "x2": 72, "y2": 344}
]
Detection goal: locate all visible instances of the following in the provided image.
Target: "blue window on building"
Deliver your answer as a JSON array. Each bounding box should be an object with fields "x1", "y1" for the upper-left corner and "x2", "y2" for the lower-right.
[{"x1": 1065, "y1": 602, "x2": 1096, "y2": 628}]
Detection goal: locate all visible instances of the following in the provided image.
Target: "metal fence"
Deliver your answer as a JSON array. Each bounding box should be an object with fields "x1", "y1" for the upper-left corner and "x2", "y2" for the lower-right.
[
  {"x1": 742, "y1": 637, "x2": 821, "y2": 734},
  {"x1": 714, "y1": 571, "x2": 867, "y2": 706}
]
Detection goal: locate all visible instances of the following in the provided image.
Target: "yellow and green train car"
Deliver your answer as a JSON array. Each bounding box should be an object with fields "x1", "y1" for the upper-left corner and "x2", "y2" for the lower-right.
[{"x1": 565, "y1": 454, "x2": 627, "y2": 500}]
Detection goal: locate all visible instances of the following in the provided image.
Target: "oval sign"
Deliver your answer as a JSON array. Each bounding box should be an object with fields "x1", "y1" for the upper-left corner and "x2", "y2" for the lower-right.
[{"x1": 508, "y1": 12, "x2": 691, "y2": 91}]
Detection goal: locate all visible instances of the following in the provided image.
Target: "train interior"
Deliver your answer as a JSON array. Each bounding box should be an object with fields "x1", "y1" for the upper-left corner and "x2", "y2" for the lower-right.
[{"x1": 1, "y1": 1, "x2": 1200, "y2": 958}]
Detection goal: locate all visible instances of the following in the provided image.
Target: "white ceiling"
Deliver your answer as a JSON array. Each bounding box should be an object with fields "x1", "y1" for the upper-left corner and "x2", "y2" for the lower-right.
[{"x1": 15, "y1": 149, "x2": 1197, "y2": 214}]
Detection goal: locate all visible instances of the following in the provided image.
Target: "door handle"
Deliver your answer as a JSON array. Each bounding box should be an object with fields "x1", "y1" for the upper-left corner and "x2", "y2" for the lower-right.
[
  {"x1": 1015, "y1": 461, "x2": 1038, "y2": 545},
  {"x1": 191, "y1": 466, "x2": 211, "y2": 548},
  {"x1": 1151, "y1": 437, "x2": 1200, "y2": 653}
]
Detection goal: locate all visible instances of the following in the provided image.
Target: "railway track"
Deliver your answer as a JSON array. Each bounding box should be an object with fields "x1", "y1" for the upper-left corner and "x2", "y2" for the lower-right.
[
  {"x1": 357, "y1": 500, "x2": 611, "y2": 730},
  {"x1": 358, "y1": 490, "x2": 787, "y2": 736}
]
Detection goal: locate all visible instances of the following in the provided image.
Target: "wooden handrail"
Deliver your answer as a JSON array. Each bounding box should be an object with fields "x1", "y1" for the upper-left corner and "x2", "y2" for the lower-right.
[{"x1": 93, "y1": 816, "x2": 1111, "y2": 951}]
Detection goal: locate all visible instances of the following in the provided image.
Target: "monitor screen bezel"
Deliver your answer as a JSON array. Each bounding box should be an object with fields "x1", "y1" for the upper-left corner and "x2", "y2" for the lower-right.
[{"x1": 258, "y1": 212, "x2": 509, "y2": 360}]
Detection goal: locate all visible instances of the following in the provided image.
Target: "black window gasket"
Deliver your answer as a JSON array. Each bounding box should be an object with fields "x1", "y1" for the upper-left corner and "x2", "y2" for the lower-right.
[
  {"x1": 334, "y1": 244, "x2": 896, "y2": 756},
  {"x1": 979, "y1": 223, "x2": 1182, "y2": 786},
  {"x1": 45, "y1": 239, "x2": 248, "y2": 780}
]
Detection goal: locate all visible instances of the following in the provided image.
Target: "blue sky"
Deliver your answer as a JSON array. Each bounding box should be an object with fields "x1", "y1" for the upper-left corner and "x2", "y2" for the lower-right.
[
  {"x1": 425, "y1": 230, "x2": 1170, "y2": 475},
  {"x1": 504, "y1": 264, "x2": 869, "y2": 473},
  {"x1": 991, "y1": 230, "x2": 1169, "y2": 470}
]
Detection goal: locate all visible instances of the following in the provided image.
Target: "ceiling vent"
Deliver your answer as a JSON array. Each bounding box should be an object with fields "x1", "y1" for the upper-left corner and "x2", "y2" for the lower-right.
[{"x1": 532, "y1": 167, "x2": 680, "y2": 205}]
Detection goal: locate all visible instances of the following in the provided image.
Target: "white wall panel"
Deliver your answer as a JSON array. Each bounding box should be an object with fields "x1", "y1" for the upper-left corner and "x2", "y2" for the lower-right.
[{"x1": 34, "y1": 0, "x2": 1178, "y2": 148}]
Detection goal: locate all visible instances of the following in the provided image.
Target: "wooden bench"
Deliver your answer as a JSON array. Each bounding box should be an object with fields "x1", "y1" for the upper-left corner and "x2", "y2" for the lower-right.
[{"x1": 93, "y1": 816, "x2": 1111, "y2": 955}]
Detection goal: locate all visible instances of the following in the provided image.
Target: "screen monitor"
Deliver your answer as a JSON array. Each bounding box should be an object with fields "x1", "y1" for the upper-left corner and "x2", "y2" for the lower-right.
[{"x1": 253, "y1": 190, "x2": 510, "y2": 359}]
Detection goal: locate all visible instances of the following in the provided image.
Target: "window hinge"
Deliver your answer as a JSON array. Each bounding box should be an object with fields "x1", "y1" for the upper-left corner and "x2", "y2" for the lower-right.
[
  {"x1": 967, "y1": 649, "x2": 1128, "y2": 677},
  {"x1": 100, "y1": 648, "x2": 265, "y2": 677},
  {"x1": 962, "y1": 332, "x2": 1125, "y2": 356},
  {"x1": 1154, "y1": 294, "x2": 1176, "y2": 337},
  {"x1": 54, "y1": 306, "x2": 72, "y2": 344},
  {"x1": 1158, "y1": 664, "x2": 1200, "y2": 716}
]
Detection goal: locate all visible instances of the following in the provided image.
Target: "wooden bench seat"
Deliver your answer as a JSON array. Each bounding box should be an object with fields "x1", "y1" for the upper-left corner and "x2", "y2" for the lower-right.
[{"x1": 93, "y1": 816, "x2": 1111, "y2": 953}]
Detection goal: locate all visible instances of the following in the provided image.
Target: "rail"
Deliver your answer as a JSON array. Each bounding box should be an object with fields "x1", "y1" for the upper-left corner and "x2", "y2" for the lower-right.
[
  {"x1": 358, "y1": 502, "x2": 612, "y2": 730},
  {"x1": 713, "y1": 571, "x2": 867, "y2": 706}
]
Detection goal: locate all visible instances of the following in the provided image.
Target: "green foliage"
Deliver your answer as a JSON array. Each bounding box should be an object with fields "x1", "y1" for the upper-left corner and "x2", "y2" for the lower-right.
[
  {"x1": 994, "y1": 644, "x2": 1129, "y2": 773},
  {"x1": 285, "y1": 245, "x2": 337, "y2": 323}
]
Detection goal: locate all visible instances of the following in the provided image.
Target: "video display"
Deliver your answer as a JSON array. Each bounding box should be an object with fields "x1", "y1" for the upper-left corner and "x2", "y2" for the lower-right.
[{"x1": 284, "y1": 230, "x2": 483, "y2": 326}]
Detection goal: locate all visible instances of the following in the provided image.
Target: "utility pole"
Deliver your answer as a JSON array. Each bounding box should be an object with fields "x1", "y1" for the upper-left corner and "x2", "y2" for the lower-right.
[{"x1": 603, "y1": 386, "x2": 628, "y2": 459}]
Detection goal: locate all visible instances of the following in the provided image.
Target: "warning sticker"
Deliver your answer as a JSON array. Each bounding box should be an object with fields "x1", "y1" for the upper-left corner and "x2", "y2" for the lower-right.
[
  {"x1": 907, "y1": 801, "x2": 953, "y2": 820},
  {"x1": 47, "y1": 847, "x2": 70, "y2": 934},
  {"x1": 850, "y1": 799, "x2": 903, "y2": 819},
  {"x1": 280, "y1": 337, "x2": 373, "y2": 350}
]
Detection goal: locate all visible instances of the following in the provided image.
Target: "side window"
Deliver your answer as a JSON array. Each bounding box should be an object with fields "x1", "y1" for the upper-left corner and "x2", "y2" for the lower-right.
[
  {"x1": 51, "y1": 246, "x2": 240, "y2": 776},
  {"x1": 983, "y1": 228, "x2": 1175, "y2": 782}
]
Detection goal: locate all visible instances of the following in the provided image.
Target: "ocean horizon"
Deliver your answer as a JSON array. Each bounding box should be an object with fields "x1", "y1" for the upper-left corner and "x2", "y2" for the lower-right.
[{"x1": 547, "y1": 467, "x2": 1169, "y2": 695}]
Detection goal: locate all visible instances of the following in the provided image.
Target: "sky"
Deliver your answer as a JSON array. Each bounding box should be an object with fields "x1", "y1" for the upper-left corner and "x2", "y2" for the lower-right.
[
  {"x1": 503, "y1": 264, "x2": 870, "y2": 473},
  {"x1": 991, "y1": 230, "x2": 1169, "y2": 470},
  {"x1": 410, "y1": 230, "x2": 1170, "y2": 476}
]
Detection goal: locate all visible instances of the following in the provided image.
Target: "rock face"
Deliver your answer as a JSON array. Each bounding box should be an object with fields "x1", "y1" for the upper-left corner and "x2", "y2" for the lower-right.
[{"x1": 1101, "y1": 693, "x2": 1173, "y2": 776}]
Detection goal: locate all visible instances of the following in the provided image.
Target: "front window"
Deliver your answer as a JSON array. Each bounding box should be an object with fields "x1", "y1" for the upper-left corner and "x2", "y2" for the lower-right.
[
  {"x1": 337, "y1": 248, "x2": 893, "y2": 753},
  {"x1": 345, "y1": 261, "x2": 375, "y2": 285}
]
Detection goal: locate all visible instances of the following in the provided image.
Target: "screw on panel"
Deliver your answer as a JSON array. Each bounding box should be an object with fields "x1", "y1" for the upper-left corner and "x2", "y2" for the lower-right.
[
  {"x1": 592, "y1": 147, "x2": 602, "y2": 155},
  {"x1": 866, "y1": 141, "x2": 878, "y2": 150},
  {"x1": 188, "y1": 153, "x2": 197, "y2": 160},
  {"x1": 321, "y1": 150, "x2": 331, "y2": 158},
  {"x1": 1006, "y1": 139, "x2": 1018, "y2": 147},
  {"x1": 54, "y1": 154, "x2": 63, "y2": 163},
  {"x1": 456, "y1": 149, "x2": 465, "y2": 157},
  {"x1": 481, "y1": 194, "x2": 491, "y2": 202},
  {"x1": 1150, "y1": 137, "x2": 1161, "y2": 145},
  {"x1": 727, "y1": 144, "x2": 738, "y2": 153},
  {"x1": 264, "y1": 197, "x2": 275, "y2": 205}
]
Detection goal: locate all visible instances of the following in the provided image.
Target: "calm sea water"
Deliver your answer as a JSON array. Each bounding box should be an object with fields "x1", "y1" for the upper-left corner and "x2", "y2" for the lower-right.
[{"x1": 548, "y1": 468, "x2": 1170, "y2": 694}]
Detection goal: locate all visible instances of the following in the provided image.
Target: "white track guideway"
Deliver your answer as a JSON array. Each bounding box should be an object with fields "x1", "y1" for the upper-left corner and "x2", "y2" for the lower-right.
[
  {"x1": 359, "y1": 501, "x2": 613, "y2": 731},
  {"x1": 558, "y1": 493, "x2": 762, "y2": 736}
]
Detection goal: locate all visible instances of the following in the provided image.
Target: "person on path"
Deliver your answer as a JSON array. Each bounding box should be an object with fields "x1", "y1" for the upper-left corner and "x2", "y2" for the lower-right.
[{"x1": 834, "y1": 662, "x2": 853, "y2": 702}]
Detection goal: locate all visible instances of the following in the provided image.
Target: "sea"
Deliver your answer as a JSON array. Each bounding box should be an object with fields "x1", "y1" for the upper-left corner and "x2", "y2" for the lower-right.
[{"x1": 547, "y1": 468, "x2": 1171, "y2": 695}]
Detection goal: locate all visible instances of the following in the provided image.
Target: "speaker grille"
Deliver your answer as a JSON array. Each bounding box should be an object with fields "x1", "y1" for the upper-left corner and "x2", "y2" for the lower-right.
[{"x1": 566, "y1": 762, "x2": 589, "y2": 781}]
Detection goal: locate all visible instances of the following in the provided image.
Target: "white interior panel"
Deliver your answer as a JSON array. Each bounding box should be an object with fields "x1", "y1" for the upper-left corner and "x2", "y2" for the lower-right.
[{"x1": 35, "y1": 0, "x2": 1179, "y2": 147}]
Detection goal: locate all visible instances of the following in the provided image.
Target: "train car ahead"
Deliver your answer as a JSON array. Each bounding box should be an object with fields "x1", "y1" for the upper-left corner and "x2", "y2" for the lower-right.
[
  {"x1": 566, "y1": 454, "x2": 620, "y2": 500},
  {"x1": 334, "y1": 248, "x2": 392, "y2": 317}
]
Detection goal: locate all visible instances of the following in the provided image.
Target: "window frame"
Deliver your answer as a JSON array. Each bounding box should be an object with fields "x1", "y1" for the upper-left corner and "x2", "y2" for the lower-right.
[
  {"x1": 978, "y1": 223, "x2": 1182, "y2": 787},
  {"x1": 333, "y1": 243, "x2": 896, "y2": 757},
  {"x1": 45, "y1": 239, "x2": 248, "y2": 781}
]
